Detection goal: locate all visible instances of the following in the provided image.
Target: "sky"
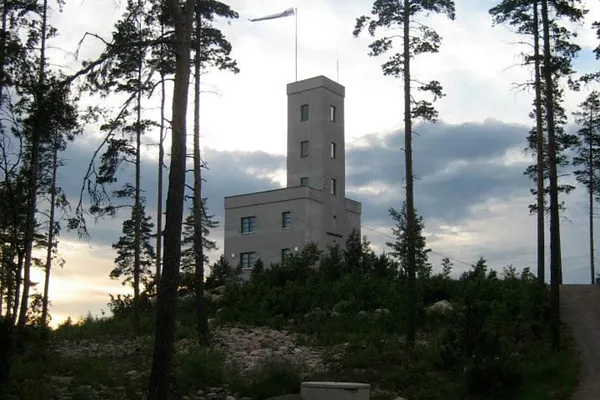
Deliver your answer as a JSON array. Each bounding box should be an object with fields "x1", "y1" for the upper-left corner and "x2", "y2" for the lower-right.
[{"x1": 27, "y1": 0, "x2": 600, "y2": 327}]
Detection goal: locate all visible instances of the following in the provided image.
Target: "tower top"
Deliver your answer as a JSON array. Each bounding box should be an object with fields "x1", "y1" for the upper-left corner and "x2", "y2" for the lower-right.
[{"x1": 287, "y1": 75, "x2": 345, "y2": 97}]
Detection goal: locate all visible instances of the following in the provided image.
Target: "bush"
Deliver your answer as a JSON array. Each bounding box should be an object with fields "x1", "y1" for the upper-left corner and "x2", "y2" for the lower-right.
[
  {"x1": 230, "y1": 359, "x2": 302, "y2": 399},
  {"x1": 176, "y1": 348, "x2": 227, "y2": 393}
]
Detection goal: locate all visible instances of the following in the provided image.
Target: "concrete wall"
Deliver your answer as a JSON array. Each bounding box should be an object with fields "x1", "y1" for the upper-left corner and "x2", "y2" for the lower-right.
[
  {"x1": 222, "y1": 75, "x2": 362, "y2": 277},
  {"x1": 224, "y1": 187, "x2": 324, "y2": 270},
  {"x1": 286, "y1": 75, "x2": 345, "y2": 198}
]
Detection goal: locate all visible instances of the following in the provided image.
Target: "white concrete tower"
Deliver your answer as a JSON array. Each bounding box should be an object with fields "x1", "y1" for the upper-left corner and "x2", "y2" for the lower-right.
[{"x1": 286, "y1": 75, "x2": 348, "y2": 246}]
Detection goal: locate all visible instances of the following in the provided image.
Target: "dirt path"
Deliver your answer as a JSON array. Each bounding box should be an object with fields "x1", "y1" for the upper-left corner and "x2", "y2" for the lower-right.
[{"x1": 560, "y1": 284, "x2": 600, "y2": 400}]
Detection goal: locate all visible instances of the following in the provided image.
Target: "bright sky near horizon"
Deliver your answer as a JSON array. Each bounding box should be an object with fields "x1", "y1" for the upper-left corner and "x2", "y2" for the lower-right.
[{"x1": 29, "y1": 0, "x2": 600, "y2": 327}]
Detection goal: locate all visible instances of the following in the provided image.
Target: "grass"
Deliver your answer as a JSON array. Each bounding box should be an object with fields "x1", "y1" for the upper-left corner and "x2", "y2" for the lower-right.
[{"x1": 517, "y1": 327, "x2": 581, "y2": 400}]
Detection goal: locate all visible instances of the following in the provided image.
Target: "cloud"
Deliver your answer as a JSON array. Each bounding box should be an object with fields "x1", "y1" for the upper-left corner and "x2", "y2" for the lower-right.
[{"x1": 346, "y1": 119, "x2": 533, "y2": 224}]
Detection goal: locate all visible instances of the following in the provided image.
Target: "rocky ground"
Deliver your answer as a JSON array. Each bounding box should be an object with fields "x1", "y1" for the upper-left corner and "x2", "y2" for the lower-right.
[{"x1": 47, "y1": 325, "x2": 327, "y2": 400}]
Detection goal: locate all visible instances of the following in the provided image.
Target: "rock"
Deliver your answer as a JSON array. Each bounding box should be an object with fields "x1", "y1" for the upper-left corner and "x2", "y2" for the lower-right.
[
  {"x1": 209, "y1": 326, "x2": 327, "y2": 376},
  {"x1": 48, "y1": 376, "x2": 73, "y2": 386},
  {"x1": 428, "y1": 300, "x2": 453, "y2": 312},
  {"x1": 357, "y1": 310, "x2": 369, "y2": 317},
  {"x1": 125, "y1": 370, "x2": 140, "y2": 379},
  {"x1": 330, "y1": 311, "x2": 341, "y2": 317},
  {"x1": 225, "y1": 396, "x2": 236, "y2": 400},
  {"x1": 332, "y1": 300, "x2": 351, "y2": 313},
  {"x1": 211, "y1": 285, "x2": 227, "y2": 295},
  {"x1": 374, "y1": 308, "x2": 391, "y2": 317}
]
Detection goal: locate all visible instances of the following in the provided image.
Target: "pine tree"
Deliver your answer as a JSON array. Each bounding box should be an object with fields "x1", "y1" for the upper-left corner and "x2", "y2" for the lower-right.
[
  {"x1": 148, "y1": 1, "x2": 196, "y2": 397},
  {"x1": 17, "y1": 0, "x2": 50, "y2": 347},
  {"x1": 354, "y1": 0, "x2": 455, "y2": 351},
  {"x1": 191, "y1": 0, "x2": 238, "y2": 347},
  {"x1": 344, "y1": 229, "x2": 371, "y2": 274},
  {"x1": 111, "y1": 203, "x2": 156, "y2": 291},
  {"x1": 490, "y1": 0, "x2": 584, "y2": 285},
  {"x1": 0, "y1": 0, "x2": 80, "y2": 378},
  {"x1": 540, "y1": 0, "x2": 586, "y2": 349},
  {"x1": 205, "y1": 255, "x2": 238, "y2": 289},
  {"x1": 180, "y1": 200, "x2": 218, "y2": 291},
  {"x1": 387, "y1": 202, "x2": 432, "y2": 280},
  {"x1": 572, "y1": 91, "x2": 600, "y2": 284}
]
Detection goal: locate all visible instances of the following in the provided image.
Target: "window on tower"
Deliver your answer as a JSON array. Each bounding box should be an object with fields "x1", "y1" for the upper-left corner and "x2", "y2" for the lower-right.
[
  {"x1": 330, "y1": 105, "x2": 336, "y2": 122},
  {"x1": 331, "y1": 178, "x2": 337, "y2": 195},
  {"x1": 301, "y1": 104, "x2": 309, "y2": 121},
  {"x1": 301, "y1": 141, "x2": 309, "y2": 158},
  {"x1": 281, "y1": 248, "x2": 291, "y2": 264},
  {"x1": 330, "y1": 142, "x2": 336, "y2": 159},
  {"x1": 300, "y1": 177, "x2": 309, "y2": 187},
  {"x1": 282, "y1": 211, "x2": 292, "y2": 229}
]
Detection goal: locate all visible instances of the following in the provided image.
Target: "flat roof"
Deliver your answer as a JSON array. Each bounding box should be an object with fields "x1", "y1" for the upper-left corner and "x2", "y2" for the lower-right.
[
  {"x1": 224, "y1": 186, "x2": 361, "y2": 204},
  {"x1": 287, "y1": 75, "x2": 345, "y2": 97}
]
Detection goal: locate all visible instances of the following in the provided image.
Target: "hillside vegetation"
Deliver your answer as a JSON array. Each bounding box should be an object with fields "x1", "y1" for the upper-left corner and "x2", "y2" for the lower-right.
[{"x1": 0, "y1": 239, "x2": 580, "y2": 400}]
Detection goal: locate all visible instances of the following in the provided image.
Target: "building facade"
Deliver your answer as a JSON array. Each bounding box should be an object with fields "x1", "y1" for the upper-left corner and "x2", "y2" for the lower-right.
[{"x1": 223, "y1": 75, "x2": 361, "y2": 274}]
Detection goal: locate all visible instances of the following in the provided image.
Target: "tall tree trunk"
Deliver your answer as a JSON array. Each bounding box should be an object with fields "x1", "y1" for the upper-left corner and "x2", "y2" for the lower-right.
[
  {"x1": 156, "y1": 19, "x2": 166, "y2": 289},
  {"x1": 147, "y1": 0, "x2": 193, "y2": 398},
  {"x1": 41, "y1": 138, "x2": 59, "y2": 328},
  {"x1": 17, "y1": 0, "x2": 48, "y2": 344},
  {"x1": 193, "y1": 4, "x2": 210, "y2": 347},
  {"x1": 132, "y1": 0, "x2": 144, "y2": 337},
  {"x1": 589, "y1": 109, "x2": 595, "y2": 284},
  {"x1": 0, "y1": 0, "x2": 9, "y2": 110},
  {"x1": 533, "y1": 1, "x2": 545, "y2": 285},
  {"x1": 0, "y1": 249, "x2": 4, "y2": 317},
  {"x1": 403, "y1": 0, "x2": 416, "y2": 351},
  {"x1": 10, "y1": 251, "x2": 22, "y2": 324},
  {"x1": 541, "y1": 0, "x2": 562, "y2": 350}
]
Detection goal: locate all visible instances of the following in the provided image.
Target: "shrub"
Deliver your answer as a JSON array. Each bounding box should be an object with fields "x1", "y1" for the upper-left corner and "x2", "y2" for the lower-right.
[
  {"x1": 176, "y1": 347, "x2": 227, "y2": 393},
  {"x1": 230, "y1": 359, "x2": 302, "y2": 399}
]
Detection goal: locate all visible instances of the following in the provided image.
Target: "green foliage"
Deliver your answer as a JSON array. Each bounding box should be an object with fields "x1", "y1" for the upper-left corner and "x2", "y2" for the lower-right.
[
  {"x1": 205, "y1": 255, "x2": 241, "y2": 289},
  {"x1": 387, "y1": 202, "x2": 432, "y2": 279},
  {"x1": 572, "y1": 90, "x2": 600, "y2": 197},
  {"x1": 353, "y1": 0, "x2": 455, "y2": 123},
  {"x1": 229, "y1": 359, "x2": 302, "y2": 400},
  {"x1": 176, "y1": 347, "x2": 227, "y2": 393},
  {"x1": 110, "y1": 202, "x2": 155, "y2": 288},
  {"x1": 489, "y1": 0, "x2": 586, "y2": 216},
  {"x1": 179, "y1": 200, "x2": 219, "y2": 293}
]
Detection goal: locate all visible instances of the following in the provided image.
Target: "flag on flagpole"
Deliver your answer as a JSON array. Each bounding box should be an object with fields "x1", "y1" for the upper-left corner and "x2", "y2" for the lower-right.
[{"x1": 249, "y1": 7, "x2": 295, "y2": 22}]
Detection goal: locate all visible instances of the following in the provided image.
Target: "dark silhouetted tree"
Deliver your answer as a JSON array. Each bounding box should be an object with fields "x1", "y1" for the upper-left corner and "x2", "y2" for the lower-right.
[
  {"x1": 572, "y1": 91, "x2": 600, "y2": 284},
  {"x1": 354, "y1": 0, "x2": 455, "y2": 351},
  {"x1": 387, "y1": 202, "x2": 432, "y2": 280},
  {"x1": 111, "y1": 203, "x2": 156, "y2": 292}
]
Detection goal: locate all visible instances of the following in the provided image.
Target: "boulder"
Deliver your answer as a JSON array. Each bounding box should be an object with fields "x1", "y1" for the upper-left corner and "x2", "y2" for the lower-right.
[
  {"x1": 332, "y1": 300, "x2": 351, "y2": 313},
  {"x1": 428, "y1": 300, "x2": 453, "y2": 313},
  {"x1": 211, "y1": 285, "x2": 227, "y2": 295}
]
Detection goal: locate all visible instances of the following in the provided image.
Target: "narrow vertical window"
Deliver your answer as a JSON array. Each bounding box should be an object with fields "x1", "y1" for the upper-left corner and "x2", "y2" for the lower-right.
[
  {"x1": 331, "y1": 178, "x2": 337, "y2": 195},
  {"x1": 282, "y1": 211, "x2": 292, "y2": 229},
  {"x1": 281, "y1": 248, "x2": 291, "y2": 264},
  {"x1": 301, "y1": 141, "x2": 309, "y2": 158},
  {"x1": 301, "y1": 104, "x2": 309, "y2": 121},
  {"x1": 330, "y1": 105, "x2": 336, "y2": 122},
  {"x1": 330, "y1": 142, "x2": 336, "y2": 159},
  {"x1": 300, "y1": 177, "x2": 309, "y2": 187}
]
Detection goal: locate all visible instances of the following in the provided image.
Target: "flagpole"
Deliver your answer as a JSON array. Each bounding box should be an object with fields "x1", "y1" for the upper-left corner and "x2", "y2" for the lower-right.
[{"x1": 295, "y1": 7, "x2": 298, "y2": 82}]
